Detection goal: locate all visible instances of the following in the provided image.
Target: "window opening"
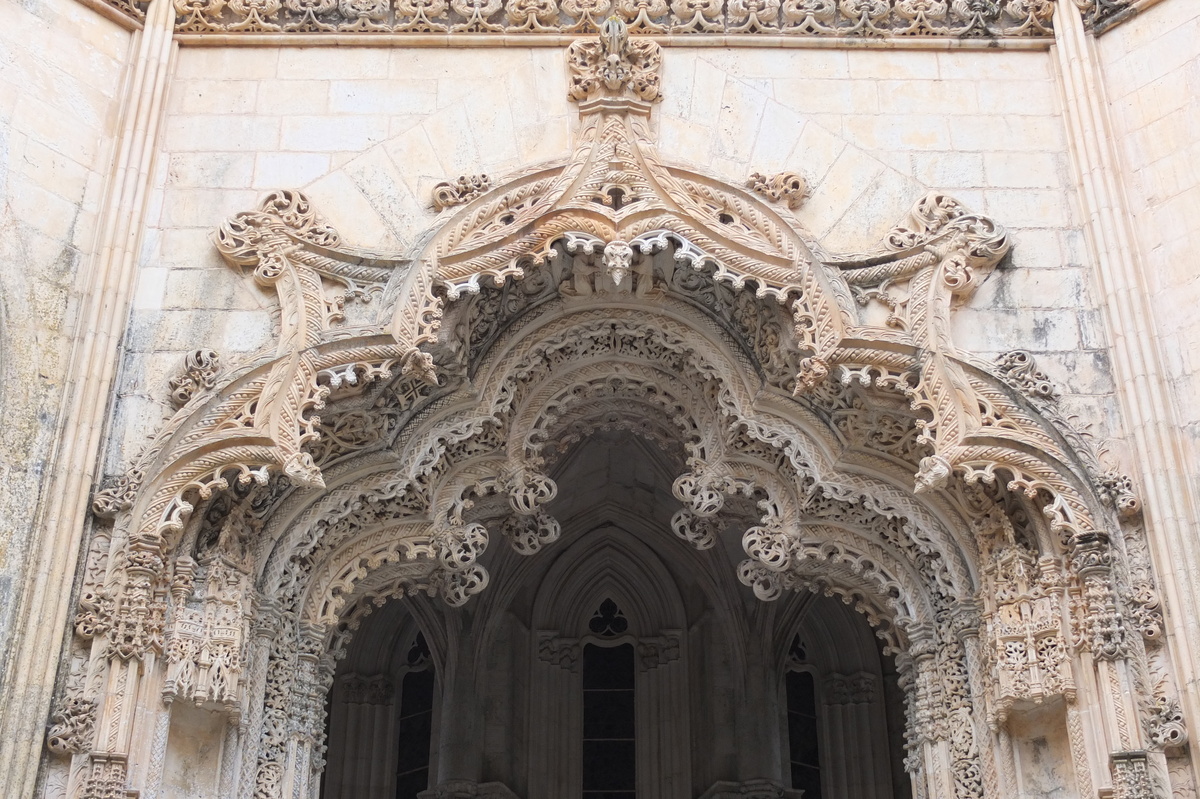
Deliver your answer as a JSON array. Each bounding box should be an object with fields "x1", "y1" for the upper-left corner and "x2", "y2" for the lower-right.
[
  {"x1": 785, "y1": 635, "x2": 820, "y2": 799},
  {"x1": 396, "y1": 632, "x2": 435, "y2": 799},
  {"x1": 582, "y1": 641, "x2": 636, "y2": 798},
  {"x1": 589, "y1": 598, "x2": 629, "y2": 638}
]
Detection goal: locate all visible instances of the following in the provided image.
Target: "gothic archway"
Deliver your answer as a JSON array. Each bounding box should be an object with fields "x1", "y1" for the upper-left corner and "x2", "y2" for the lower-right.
[{"x1": 53, "y1": 21, "x2": 1185, "y2": 799}]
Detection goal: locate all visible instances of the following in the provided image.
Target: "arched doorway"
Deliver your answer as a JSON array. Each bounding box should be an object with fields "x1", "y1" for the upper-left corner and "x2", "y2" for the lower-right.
[
  {"x1": 51, "y1": 22, "x2": 1185, "y2": 799},
  {"x1": 319, "y1": 429, "x2": 909, "y2": 799}
]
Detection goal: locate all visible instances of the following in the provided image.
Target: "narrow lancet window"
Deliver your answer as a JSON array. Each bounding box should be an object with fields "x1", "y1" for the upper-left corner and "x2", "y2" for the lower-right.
[
  {"x1": 396, "y1": 633, "x2": 434, "y2": 799},
  {"x1": 786, "y1": 636, "x2": 821, "y2": 798},
  {"x1": 582, "y1": 618, "x2": 635, "y2": 797}
]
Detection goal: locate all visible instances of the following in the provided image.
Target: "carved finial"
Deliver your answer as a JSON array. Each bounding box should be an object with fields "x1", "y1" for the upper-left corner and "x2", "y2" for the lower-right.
[
  {"x1": 747, "y1": 171, "x2": 808, "y2": 210},
  {"x1": 567, "y1": 16, "x2": 662, "y2": 105}
]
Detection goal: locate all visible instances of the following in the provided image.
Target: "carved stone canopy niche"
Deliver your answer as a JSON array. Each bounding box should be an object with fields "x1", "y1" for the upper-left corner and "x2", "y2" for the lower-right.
[{"x1": 66, "y1": 22, "x2": 1183, "y2": 799}]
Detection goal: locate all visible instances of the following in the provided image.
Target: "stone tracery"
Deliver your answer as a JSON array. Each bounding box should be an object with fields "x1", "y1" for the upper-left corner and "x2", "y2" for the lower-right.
[{"x1": 55, "y1": 22, "x2": 1189, "y2": 799}]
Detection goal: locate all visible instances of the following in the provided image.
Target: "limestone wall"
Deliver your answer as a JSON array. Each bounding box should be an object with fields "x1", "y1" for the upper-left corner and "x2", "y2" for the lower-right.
[
  {"x1": 1098, "y1": 1, "x2": 1200, "y2": 497},
  {"x1": 117, "y1": 43, "x2": 1122, "y2": 467},
  {"x1": 0, "y1": 0, "x2": 129, "y2": 667}
]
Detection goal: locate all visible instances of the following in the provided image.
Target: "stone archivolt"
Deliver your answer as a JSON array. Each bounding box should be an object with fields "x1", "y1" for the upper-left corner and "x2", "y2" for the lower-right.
[{"x1": 57, "y1": 23, "x2": 1187, "y2": 799}]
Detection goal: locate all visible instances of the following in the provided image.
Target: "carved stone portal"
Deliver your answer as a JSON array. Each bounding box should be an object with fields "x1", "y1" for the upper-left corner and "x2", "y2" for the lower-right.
[{"x1": 51, "y1": 21, "x2": 1186, "y2": 799}]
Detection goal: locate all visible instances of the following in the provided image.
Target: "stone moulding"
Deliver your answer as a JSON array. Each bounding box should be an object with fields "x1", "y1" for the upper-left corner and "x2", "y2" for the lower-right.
[
  {"x1": 89, "y1": 0, "x2": 1147, "y2": 37},
  {"x1": 136, "y1": 0, "x2": 1064, "y2": 36}
]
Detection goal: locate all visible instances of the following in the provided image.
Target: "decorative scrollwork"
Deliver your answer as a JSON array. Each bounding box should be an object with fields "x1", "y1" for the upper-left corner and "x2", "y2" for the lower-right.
[
  {"x1": 995, "y1": 350, "x2": 1060, "y2": 402},
  {"x1": 433, "y1": 175, "x2": 492, "y2": 211},
  {"x1": 92, "y1": 468, "x2": 144, "y2": 519},
  {"x1": 746, "y1": 171, "x2": 808, "y2": 210},
  {"x1": 168, "y1": 349, "x2": 222, "y2": 408}
]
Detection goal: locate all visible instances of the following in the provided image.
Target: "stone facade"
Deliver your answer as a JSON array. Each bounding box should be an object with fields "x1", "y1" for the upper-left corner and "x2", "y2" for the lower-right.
[
  {"x1": 0, "y1": 0, "x2": 130, "y2": 763},
  {"x1": 0, "y1": 1, "x2": 1198, "y2": 798},
  {"x1": 1099, "y1": 0, "x2": 1200, "y2": 498}
]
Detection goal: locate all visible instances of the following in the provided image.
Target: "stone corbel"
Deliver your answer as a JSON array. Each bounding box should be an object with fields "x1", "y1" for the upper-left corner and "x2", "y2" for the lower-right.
[
  {"x1": 746, "y1": 171, "x2": 808, "y2": 210},
  {"x1": 436, "y1": 462, "x2": 563, "y2": 557},
  {"x1": 45, "y1": 696, "x2": 98, "y2": 755},
  {"x1": 537, "y1": 633, "x2": 582, "y2": 670},
  {"x1": 92, "y1": 468, "x2": 144, "y2": 520},
  {"x1": 499, "y1": 511, "x2": 561, "y2": 556},
  {"x1": 824, "y1": 671, "x2": 877, "y2": 705},
  {"x1": 1098, "y1": 471, "x2": 1142, "y2": 520},
  {"x1": 637, "y1": 633, "x2": 681, "y2": 669},
  {"x1": 432, "y1": 174, "x2": 491, "y2": 210},
  {"x1": 672, "y1": 463, "x2": 732, "y2": 519},
  {"x1": 995, "y1": 349, "x2": 1061, "y2": 402},
  {"x1": 670, "y1": 507, "x2": 721, "y2": 550}
]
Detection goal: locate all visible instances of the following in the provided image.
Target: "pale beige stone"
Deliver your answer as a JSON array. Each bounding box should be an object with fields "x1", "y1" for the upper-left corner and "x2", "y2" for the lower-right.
[
  {"x1": 982, "y1": 152, "x2": 1065, "y2": 189},
  {"x1": 847, "y1": 50, "x2": 939, "y2": 81},
  {"x1": 167, "y1": 114, "x2": 281, "y2": 152},
  {"x1": 253, "y1": 152, "x2": 332, "y2": 188},
  {"x1": 254, "y1": 79, "x2": 330, "y2": 115},
  {"x1": 330, "y1": 79, "x2": 438, "y2": 116},
  {"x1": 173, "y1": 78, "x2": 259, "y2": 115},
  {"x1": 9, "y1": 11, "x2": 1200, "y2": 799},
  {"x1": 774, "y1": 79, "x2": 879, "y2": 116},
  {"x1": 280, "y1": 115, "x2": 389, "y2": 153},
  {"x1": 277, "y1": 47, "x2": 390, "y2": 80}
]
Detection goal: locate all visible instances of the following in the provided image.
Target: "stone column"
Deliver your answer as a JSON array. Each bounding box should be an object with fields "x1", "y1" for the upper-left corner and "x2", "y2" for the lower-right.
[
  {"x1": 1054, "y1": 2, "x2": 1200, "y2": 790},
  {"x1": 526, "y1": 634, "x2": 580, "y2": 799},
  {"x1": 237, "y1": 602, "x2": 283, "y2": 799},
  {"x1": 637, "y1": 633, "x2": 689, "y2": 799},
  {"x1": 736, "y1": 638, "x2": 786, "y2": 782},
  {"x1": 283, "y1": 625, "x2": 336, "y2": 799},
  {"x1": 326, "y1": 674, "x2": 396, "y2": 799},
  {"x1": 822, "y1": 672, "x2": 885, "y2": 799},
  {"x1": 435, "y1": 621, "x2": 485, "y2": 786}
]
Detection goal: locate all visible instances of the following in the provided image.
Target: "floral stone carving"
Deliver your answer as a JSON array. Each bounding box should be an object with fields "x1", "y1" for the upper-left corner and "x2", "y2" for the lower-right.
[{"x1": 158, "y1": 0, "x2": 1056, "y2": 36}]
